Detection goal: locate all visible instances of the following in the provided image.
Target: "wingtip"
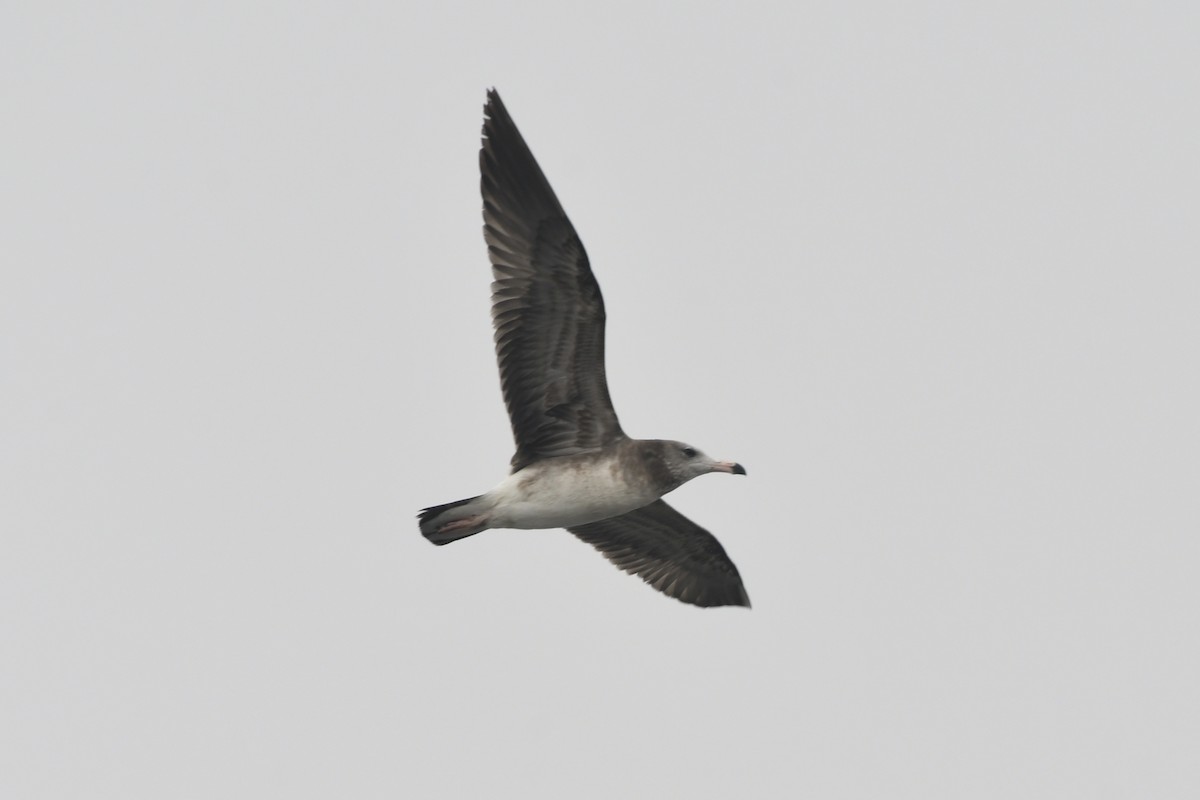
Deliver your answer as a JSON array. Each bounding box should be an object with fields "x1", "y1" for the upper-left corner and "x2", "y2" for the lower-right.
[
  {"x1": 711, "y1": 585, "x2": 752, "y2": 609},
  {"x1": 481, "y1": 89, "x2": 512, "y2": 148},
  {"x1": 671, "y1": 580, "x2": 752, "y2": 609},
  {"x1": 484, "y1": 87, "x2": 504, "y2": 117}
]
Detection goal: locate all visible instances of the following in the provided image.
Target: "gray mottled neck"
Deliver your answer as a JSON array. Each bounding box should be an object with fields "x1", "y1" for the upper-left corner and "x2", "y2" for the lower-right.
[{"x1": 617, "y1": 439, "x2": 682, "y2": 495}]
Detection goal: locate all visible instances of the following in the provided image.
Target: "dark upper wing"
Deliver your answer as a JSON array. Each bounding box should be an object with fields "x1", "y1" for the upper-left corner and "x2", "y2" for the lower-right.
[
  {"x1": 569, "y1": 500, "x2": 751, "y2": 608},
  {"x1": 480, "y1": 89, "x2": 624, "y2": 472}
]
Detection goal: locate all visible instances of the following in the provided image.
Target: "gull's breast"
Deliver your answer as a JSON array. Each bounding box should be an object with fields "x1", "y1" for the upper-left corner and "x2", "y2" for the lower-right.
[{"x1": 487, "y1": 454, "x2": 659, "y2": 530}]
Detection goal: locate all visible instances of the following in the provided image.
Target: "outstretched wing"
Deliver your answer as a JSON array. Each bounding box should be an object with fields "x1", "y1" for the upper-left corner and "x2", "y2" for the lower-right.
[
  {"x1": 569, "y1": 500, "x2": 751, "y2": 608},
  {"x1": 480, "y1": 90, "x2": 625, "y2": 473}
]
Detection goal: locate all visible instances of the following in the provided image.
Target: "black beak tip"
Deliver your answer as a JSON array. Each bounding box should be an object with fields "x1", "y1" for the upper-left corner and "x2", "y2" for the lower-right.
[{"x1": 732, "y1": 463, "x2": 746, "y2": 476}]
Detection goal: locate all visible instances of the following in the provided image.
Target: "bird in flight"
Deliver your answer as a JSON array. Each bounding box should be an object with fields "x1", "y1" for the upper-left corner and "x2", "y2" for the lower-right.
[{"x1": 419, "y1": 89, "x2": 749, "y2": 608}]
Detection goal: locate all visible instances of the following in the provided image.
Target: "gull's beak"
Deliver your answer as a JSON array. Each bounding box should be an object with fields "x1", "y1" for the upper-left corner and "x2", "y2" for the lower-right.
[{"x1": 712, "y1": 461, "x2": 747, "y2": 476}]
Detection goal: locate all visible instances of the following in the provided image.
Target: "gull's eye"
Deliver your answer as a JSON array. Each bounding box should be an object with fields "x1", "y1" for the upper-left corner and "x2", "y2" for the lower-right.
[{"x1": 682, "y1": 447, "x2": 697, "y2": 458}]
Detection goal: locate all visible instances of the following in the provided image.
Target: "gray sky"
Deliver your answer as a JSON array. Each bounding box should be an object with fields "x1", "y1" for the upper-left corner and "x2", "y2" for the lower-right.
[{"x1": 3, "y1": 2, "x2": 1198, "y2": 797}]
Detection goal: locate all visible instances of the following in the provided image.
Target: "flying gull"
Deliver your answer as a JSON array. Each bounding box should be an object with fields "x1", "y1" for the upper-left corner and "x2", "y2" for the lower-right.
[{"x1": 419, "y1": 89, "x2": 749, "y2": 608}]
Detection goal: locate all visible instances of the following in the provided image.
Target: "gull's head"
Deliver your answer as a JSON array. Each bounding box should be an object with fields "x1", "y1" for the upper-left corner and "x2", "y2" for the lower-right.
[{"x1": 653, "y1": 440, "x2": 747, "y2": 488}]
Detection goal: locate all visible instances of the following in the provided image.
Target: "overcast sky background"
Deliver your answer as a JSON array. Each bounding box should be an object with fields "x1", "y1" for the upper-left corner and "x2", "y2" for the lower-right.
[{"x1": 3, "y1": 2, "x2": 1198, "y2": 797}]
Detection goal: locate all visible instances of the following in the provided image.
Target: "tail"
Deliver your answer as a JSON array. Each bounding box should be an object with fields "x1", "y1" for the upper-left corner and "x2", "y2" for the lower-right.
[{"x1": 419, "y1": 495, "x2": 491, "y2": 545}]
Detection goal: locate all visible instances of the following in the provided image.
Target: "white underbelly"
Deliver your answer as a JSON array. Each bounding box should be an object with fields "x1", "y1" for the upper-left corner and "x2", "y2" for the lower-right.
[{"x1": 486, "y1": 459, "x2": 659, "y2": 530}]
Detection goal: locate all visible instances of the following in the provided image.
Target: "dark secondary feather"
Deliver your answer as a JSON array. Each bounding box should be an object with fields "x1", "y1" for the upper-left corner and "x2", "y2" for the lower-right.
[
  {"x1": 569, "y1": 500, "x2": 751, "y2": 608},
  {"x1": 480, "y1": 90, "x2": 624, "y2": 473}
]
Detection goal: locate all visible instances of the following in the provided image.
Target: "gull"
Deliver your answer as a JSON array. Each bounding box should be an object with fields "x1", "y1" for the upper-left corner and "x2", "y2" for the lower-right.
[{"x1": 419, "y1": 89, "x2": 749, "y2": 608}]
